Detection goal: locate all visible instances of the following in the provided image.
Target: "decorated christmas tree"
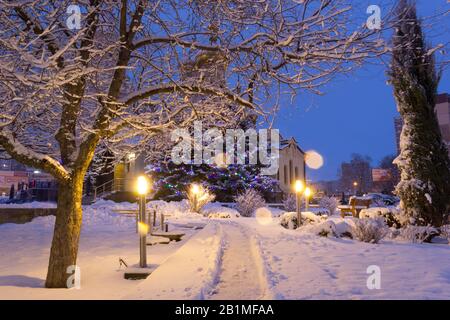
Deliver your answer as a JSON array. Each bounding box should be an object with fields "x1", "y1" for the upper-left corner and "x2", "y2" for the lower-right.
[{"x1": 148, "y1": 161, "x2": 278, "y2": 202}]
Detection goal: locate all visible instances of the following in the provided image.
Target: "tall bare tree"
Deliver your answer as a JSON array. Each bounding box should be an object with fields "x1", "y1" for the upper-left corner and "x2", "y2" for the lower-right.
[{"x1": 0, "y1": 0, "x2": 385, "y2": 287}]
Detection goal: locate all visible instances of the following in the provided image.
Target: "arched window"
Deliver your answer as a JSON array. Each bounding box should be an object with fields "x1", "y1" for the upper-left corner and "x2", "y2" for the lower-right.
[
  {"x1": 295, "y1": 167, "x2": 298, "y2": 179},
  {"x1": 284, "y1": 165, "x2": 288, "y2": 185},
  {"x1": 289, "y1": 160, "x2": 293, "y2": 185}
]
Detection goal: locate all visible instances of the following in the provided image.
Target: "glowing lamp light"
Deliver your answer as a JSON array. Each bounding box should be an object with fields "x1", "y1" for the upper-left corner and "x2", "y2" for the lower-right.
[
  {"x1": 304, "y1": 187, "x2": 312, "y2": 198},
  {"x1": 353, "y1": 181, "x2": 358, "y2": 187},
  {"x1": 294, "y1": 180, "x2": 304, "y2": 193},
  {"x1": 191, "y1": 184, "x2": 200, "y2": 195},
  {"x1": 136, "y1": 175, "x2": 149, "y2": 195}
]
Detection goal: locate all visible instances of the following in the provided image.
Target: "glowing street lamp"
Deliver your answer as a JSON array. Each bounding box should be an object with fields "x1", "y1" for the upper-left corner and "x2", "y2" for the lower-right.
[
  {"x1": 136, "y1": 175, "x2": 149, "y2": 268},
  {"x1": 304, "y1": 187, "x2": 312, "y2": 211},
  {"x1": 353, "y1": 181, "x2": 358, "y2": 195},
  {"x1": 294, "y1": 180, "x2": 304, "y2": 227}
]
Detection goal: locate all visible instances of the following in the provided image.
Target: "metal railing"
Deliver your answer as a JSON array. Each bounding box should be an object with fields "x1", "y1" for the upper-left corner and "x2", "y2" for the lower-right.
[{"x1": 92, "y1": 178, "x2": 132, "y2": 201}]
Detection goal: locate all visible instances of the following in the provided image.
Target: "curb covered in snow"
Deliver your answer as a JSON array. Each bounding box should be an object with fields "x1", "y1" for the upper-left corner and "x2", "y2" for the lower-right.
[{"x1": 124, "y1": 222, "x2": 224, "y2": 300}]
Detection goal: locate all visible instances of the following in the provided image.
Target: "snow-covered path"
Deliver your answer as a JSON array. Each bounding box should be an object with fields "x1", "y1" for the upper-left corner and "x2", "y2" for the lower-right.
[{"x1": 207, "y1": 222, "x2": 266, "y2": 300}]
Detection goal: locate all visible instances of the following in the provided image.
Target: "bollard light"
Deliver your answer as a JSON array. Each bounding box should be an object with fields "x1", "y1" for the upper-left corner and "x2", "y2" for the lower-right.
[{"x1": 304, "y1": 187, "x2": 312, "y2": 211}]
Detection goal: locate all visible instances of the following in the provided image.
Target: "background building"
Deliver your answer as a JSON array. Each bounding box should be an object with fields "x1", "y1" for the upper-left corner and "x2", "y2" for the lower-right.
[
  {"x1": 436, "y1": 93, "x2": 450, "y2": 157},
  {"x1": 395, "y1": 92, "x2": 450, "y2": 157}
]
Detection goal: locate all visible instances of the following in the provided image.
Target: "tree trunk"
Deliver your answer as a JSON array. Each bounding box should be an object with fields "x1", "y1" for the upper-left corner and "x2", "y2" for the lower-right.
[{"x1": 45, "y1": 174, "x2": 84, "y2": 288}]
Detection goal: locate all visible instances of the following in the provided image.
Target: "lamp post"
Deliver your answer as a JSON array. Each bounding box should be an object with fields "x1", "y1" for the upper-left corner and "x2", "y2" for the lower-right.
[
  {"x1": 304, "y1": 187, "x2": 312, "y2": 211},
  {"x1": 136, "y1": 175, "x2": 149, "y2": 268},
  {"x1": 294, "y1": 180, "x2": 304, "y2": 227}
]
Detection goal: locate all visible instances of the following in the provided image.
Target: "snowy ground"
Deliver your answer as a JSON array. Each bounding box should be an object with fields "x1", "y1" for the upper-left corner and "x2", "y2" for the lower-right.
[{"x1": 0, "y1": 201, "x2": 449, "y2": 299}]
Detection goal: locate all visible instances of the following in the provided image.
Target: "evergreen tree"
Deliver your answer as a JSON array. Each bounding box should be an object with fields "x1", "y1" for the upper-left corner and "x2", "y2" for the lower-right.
[
  {"x1": 389, "y1": 0, "x2": 450, "y2": 226},
  {"x1": 148, "y1": 161, "x2": 278, "y2": 202}
]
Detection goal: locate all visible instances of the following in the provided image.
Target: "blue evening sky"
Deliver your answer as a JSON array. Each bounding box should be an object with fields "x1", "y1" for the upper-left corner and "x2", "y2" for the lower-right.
[{"x1": 273, "y1": 0, "x2": 450, "y2": 181}]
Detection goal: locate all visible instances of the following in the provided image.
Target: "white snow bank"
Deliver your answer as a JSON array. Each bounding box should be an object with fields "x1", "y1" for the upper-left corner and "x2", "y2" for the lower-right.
[
  {"x1": 125, "y1": 222, "x2": 224, "y2": 300},
  {"x1": 0, "y1": 201, "x2": 56, "y2": 208}
]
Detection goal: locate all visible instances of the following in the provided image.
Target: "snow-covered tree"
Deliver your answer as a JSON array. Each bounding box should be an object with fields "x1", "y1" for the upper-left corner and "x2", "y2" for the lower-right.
[
  {"x1": 0, "y1": 0, "x2": 386, "y2": 288},
  {"x1": 389, "y1": 0, "x2": 450, "y2": 226},
  {"x1": 235, "y1": 188, "x2": 266, "y2": 217},
  {"x1": 149, "y1": 162, "x2": 278, "y2": 202}
]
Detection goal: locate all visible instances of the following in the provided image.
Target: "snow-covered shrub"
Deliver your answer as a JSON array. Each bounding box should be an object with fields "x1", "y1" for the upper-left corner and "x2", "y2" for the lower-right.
[
  {"x1": 186, "y1": 186, "x2": 215, "y2": 213},
  {"x1": 280, "y1": 212, "x2": 299, "y2": 229},
  {"x1": 318, "y1": 196, "x2": 338, "y2": 215},
  {"x1": 439, "y1": 225, "x2": 450, "y2": 244},
  {"x1": 352, "y1": 218, "x2": 388, "y2": 243},
  {"x1": 311, "y1": 208, "x2": 331, "y2": 216},
  {"x1": 399, "y1": 225, "x2": 439, "y2": 243},
  {"x1": 305, "y1": 220, "x2": 337, "y2": 237},
  {"x1": 301, "y1": 211, "x2": 324, "y2": 224},
  {"x1": 359, "y1": 207, "x2": 402, "y2": 228},
  {"x1": 334, "y1": 220, "x2": 354, "y2": 238},
  {"x1": 282, "y1": 194, "x2": 297, "y2": 212},
  {"x1": 280, "y1": 211, "x2": 325, "y2": 230},
  {"x1": 234, "y1": 188, "x2": 266, "y2": 217}
]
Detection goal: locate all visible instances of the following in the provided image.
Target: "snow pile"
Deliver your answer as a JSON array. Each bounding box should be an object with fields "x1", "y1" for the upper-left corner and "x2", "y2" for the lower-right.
[
  {"x1": 148, "y1": 200, "x2": 203, "y2": 219},
  {"x1": 280, "y1": 211, "x2": 325, "y2": 230},
  {"x1": 0, "y1": 201, "x2": 56, "y2": 209},
  {"x1": 359, "y1": 206, "x2": 403, "y2": 228},
  {"x1": 203, "y1": 202, "x2": 240, "y2": 219},
  {"x1": 302, "y1": 220, "x2": 337, "y2": 237},
  {"x1": 126, "y1": 223, "x2": 224, "y2": 300},
  {"x1": 90, "y1": 199, "x2": 137, "y2": 211}
]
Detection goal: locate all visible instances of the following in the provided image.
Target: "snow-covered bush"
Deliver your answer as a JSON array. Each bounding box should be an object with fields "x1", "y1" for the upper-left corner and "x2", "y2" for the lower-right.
[
  {"x1": 234, "y1": 188, "x2": 266, "y2": 217},
  {"x1": 359, "y1": 207, "x2": 402, "y2": 228},
  {"x1": 280, "y1": 211, "x2": 325, "y2": 230},
  {"x1": 318, "y1": 196, "x2": 338, "y2": 215},
  {"x1": 440, "y1": 225, "x2": 450, "y2": 243},
  {"x1": 352, "y1": 218, "x2": 388, "y2": 243},
  {"x1": 280, "y1": 212, "x2": 299, "y2": 229},
  {"x1": 186, "y1": 186, "x2": 215, "y2": 213},
  {"x1": 305, "y1": 220, "x2": 337, "y2": 237},
  {"x1": 399, "y1": 225, "x2": 439, "y2": 243},
  {"x1": 282, "y1": 194, "x2": 297, "y2": 212}
]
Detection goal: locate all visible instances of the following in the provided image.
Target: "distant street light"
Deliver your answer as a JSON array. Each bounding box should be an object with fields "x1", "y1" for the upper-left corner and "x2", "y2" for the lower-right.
[
  {"x1": 294, "y1": 180, "x2": 304, "y2": 227},
  {"x1": 304, "y1": 187, "x2": 312, "y2": 211},
  {"x1": 353, "y1": 181, "x2": 358, "y2": 195},
  {"x1": 136, "y1": 175, "x2": 149, "y2": 268}
]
